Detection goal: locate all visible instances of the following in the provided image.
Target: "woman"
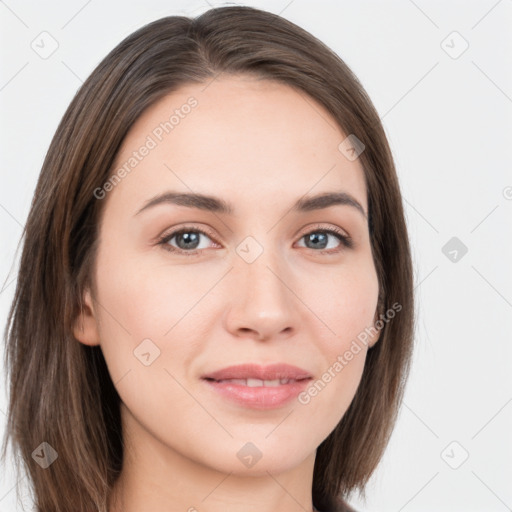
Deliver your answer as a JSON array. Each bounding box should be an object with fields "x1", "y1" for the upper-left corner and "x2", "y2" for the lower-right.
[{"x1": 2, "y1": 6, "x2": 414, "y2": 512}]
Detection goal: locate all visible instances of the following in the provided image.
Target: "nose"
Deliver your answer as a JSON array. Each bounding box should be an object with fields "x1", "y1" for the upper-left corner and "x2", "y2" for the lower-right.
[{"x1": 223, "y1": 248, "x2": 301, "y2": 342}]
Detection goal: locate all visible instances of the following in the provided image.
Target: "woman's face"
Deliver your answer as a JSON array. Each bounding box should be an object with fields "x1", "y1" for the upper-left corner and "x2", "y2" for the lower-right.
[{"x1": 77, "y1": 75, "x2": 380, "y2": 476}]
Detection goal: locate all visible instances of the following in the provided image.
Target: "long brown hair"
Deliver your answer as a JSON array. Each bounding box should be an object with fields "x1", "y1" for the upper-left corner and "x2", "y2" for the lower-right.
[{"x1": 2, "y1": 6, "x2": 414, "y2": 512}]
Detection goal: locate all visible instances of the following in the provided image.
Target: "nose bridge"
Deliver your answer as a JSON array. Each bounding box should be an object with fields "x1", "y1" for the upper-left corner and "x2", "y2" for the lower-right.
[
  {"x1": 236, "y1": 232, "x2": 288, "y2": 302},
  {"x1": 224, "y1": 231, "x2": 299, "y2": 339}
]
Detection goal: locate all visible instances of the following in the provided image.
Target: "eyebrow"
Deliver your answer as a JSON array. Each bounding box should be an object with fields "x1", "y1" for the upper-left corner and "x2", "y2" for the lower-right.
[{"x1": 134, "y1": 190, "x2": 367, "y2": 219}]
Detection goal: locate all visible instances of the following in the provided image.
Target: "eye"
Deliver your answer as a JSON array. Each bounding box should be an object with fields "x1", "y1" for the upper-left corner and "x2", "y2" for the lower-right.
[
  {"x1": 157, "y1": 226, "x2": 219, "y2": 255},
  {"x1": 296, "y1": 225, "x2": 353, "y2": 253}
]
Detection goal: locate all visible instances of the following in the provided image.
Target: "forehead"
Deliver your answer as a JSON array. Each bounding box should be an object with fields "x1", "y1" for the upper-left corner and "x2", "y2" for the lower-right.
[{"x1": 108, "y1": 75, "x2": 368, "y2": 215}]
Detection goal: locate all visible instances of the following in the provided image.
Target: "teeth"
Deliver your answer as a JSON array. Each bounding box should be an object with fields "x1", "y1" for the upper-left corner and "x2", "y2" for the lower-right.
[
  {"x1": 263, "y1": 379, "x2": 280, "y2": 387},
  {"x1": 247, "y1": 378, "x2": 264, "y2": 387},
  {"x1": 217, "y1": 378, "x2": 295, "y2": 386}
]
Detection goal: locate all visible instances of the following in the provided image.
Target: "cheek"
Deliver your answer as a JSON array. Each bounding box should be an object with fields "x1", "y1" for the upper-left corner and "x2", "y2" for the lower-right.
[
  {"x1": 313, "y1": 257, "x2": 379, "y2": 346},
  {"x1": 96, "y1": 245, "x2": 203, "y2": 335},
  {"x1": 93, "y1": 246, "x2": 223, "y2": 382},
  {"x1": 296, "y1": 260, "x2": 378, "y2": 417},
  {"x1": 93, "y1": 254, "x2": 205, "y2": 430}
]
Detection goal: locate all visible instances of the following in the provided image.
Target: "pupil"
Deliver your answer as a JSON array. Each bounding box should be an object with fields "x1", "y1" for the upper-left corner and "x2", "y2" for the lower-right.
[
  {"x1": 308, "y1": 232, "x2": 327, "y2": 249},
  {"x1": 178, "y1": 232, "x2": 199, "y2": 249}
]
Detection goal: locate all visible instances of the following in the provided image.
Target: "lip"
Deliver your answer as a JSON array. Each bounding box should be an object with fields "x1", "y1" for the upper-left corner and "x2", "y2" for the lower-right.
[
  {"x1": 202, "y1": 363, "x2": 312, "y2": 381},
  {"x1": 201, "y1": 363, "x2": 313, "y2": 410}
]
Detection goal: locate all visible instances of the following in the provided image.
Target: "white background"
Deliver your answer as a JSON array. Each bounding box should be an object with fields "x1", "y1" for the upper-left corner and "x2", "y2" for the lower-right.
[{"x1": 1, "y1": 1, "x2": 511, "y2": 511}]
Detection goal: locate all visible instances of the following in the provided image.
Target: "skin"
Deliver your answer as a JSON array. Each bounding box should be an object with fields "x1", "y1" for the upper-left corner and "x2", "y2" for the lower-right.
[{"x1": 74, "y1": 75, "x2": 381, "y2": 512}]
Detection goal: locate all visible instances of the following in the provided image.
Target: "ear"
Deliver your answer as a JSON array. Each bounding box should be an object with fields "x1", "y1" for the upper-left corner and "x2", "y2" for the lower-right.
[
  {"x1": 368, "y1": 299, "x2": 385, "y2": 349},
  {"x1": 73, "y1": 287, "x2": 100, "y2": 346},
  {"x1": 368, "y1": 313, "x2": 381, "y2": 348}
]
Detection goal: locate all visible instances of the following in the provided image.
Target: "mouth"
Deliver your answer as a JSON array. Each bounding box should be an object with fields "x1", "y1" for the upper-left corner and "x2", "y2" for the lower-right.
[{"x1": 201, "y1": 363, "x2": 313, "y2": 409}]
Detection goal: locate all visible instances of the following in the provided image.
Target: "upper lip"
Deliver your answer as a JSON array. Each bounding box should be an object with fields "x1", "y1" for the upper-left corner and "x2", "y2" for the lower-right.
[{"x1": 202, "y1": 363, "x2": 312, "y2": 381}]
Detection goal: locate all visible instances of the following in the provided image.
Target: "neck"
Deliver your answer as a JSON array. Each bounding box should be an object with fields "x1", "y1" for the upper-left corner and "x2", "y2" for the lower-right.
[{"x1": 108, "y1": 404, "x2": 317, "y2": 512}]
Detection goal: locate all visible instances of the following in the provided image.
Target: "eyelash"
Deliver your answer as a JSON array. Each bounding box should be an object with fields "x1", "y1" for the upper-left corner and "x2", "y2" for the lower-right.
[{"x1": 156, "y1": 224, "x2": 353, "y2": 256}]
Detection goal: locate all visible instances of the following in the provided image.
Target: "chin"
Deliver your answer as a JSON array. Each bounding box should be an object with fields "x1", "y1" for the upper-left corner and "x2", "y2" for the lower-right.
[{"x1": 190, "y1": 434, "x2": 315, "y2": 476}]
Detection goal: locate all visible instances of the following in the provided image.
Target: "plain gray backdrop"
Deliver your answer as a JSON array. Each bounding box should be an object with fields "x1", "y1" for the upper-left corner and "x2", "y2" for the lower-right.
[{"x1": 1, "y1": 1, "x2": 511, "y2": 511}]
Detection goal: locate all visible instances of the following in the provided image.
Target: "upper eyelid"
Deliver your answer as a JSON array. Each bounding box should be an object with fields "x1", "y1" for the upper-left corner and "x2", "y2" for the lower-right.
[{"x1": 161, "y1": 225, "x2": 219, "y2": 243}]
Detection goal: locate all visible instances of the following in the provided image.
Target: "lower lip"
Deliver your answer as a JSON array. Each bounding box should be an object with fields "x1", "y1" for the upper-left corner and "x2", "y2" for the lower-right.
[{"x1": 203, "y1": 379, "x2": 311, "y2": 410}]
